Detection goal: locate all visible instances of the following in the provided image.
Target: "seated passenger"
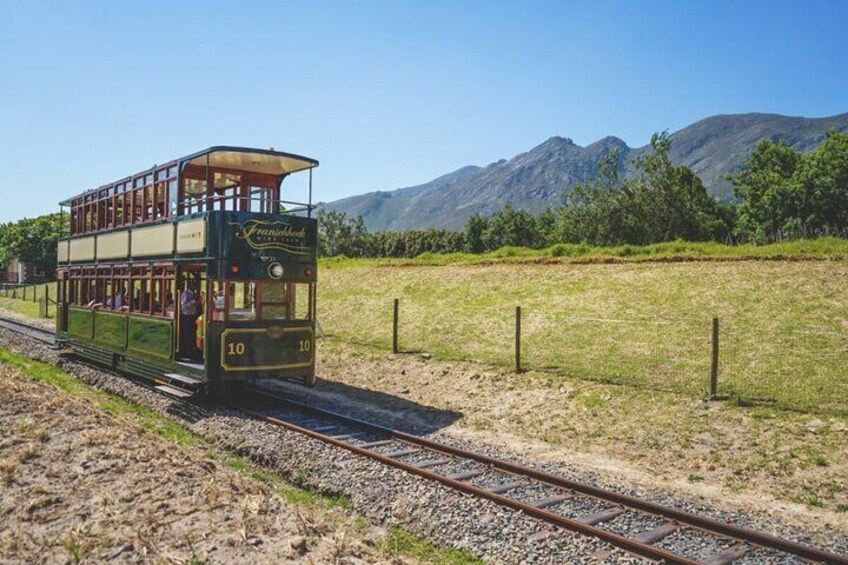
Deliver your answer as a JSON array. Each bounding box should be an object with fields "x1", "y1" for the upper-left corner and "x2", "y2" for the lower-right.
[{"x1": 212, "y1": 291, "x2": 225, "y2": 321}]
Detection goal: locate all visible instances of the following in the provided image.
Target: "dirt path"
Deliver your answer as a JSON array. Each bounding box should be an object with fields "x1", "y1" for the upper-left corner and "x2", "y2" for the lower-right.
[{"x1": 0, "y1": 362, "x2": 415, "y2": 564}]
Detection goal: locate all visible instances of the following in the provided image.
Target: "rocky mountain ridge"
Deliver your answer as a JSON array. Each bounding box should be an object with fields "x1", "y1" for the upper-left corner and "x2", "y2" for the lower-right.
[{"x1": 322, "y1": 112, "x2": 848, "y2": 230}]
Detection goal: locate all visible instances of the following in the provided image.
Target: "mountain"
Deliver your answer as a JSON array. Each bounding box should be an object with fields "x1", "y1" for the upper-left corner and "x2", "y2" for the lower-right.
[{"x1": 322, "y1": 112, "x2": 848, "y2": 231}]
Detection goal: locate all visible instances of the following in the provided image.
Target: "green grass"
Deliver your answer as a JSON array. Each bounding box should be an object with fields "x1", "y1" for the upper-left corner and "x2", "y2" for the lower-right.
[
  {"x1": 0, "y1": 346, "x2": 483, "y2": 565},
  {"x1": 379, "y1": 528, "x2": 482, "y2": 565},
  {"x1": 321, "y1": 237, "x2": 848, "y2": 268},
  {"x1": 318, "y1": 258, "x2": 848, "y2": 415},
  {"x1": 0, "y1": 282, "x2": 57, "y2": 319}
]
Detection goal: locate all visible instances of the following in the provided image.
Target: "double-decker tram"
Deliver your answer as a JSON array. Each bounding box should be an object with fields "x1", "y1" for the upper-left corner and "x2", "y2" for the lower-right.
[{"x1": 55, "y1": 146, "x2": 319, "y2": 397}]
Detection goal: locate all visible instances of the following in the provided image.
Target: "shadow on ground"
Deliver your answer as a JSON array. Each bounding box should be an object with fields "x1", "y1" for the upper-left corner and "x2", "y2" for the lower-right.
[{"x1": 255, "y1": 376, "x2": 463, "y2": 436}]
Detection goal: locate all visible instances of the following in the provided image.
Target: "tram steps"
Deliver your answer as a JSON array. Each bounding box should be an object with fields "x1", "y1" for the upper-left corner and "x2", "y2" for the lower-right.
[
  {"x1": 154, "y1": 383, "x2": 195, "y2": 398},
  {"x1": 165, "y1": 372, "x2": 203, "y2": 385}
]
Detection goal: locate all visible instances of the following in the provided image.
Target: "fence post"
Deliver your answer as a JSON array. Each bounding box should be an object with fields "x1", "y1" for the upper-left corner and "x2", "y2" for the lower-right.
[
  {"x1": 515, "y1": 305, "x2": 522, "y2": 373},
  {"x1": 44, "y1": 286, "x2": 49, "y2": 318},
  {"x1": 392, "y1": 298, "x2": 399, "y2": 354},
  {"x1": 710, "y1": 317, "x2": 720, "y2": 399},
  {"x1": 33, "y1": 284, "x2": 37, "y2": 303}
]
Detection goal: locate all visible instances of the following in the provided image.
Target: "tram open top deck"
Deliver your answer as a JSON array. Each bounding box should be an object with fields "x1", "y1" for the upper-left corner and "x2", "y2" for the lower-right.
[{"x1": 54, "y1": 146, "x2": 321, "y2": 394}]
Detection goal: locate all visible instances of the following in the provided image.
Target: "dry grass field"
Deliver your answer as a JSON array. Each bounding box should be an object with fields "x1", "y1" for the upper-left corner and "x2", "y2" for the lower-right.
[{"x1": 318, "y1": 259, "x2": 848, "y2": 415}]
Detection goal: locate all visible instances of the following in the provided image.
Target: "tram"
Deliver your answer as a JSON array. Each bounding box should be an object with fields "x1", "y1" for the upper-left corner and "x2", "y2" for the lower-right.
[{"x1": 54, "y1": 146, "x2": 319, "y2": 396}]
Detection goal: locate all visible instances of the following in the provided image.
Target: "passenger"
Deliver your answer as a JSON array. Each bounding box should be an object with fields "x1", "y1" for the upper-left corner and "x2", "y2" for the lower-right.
[
  {"x1": 179, "y1": 281, "x2": 201, "y2": 361},
  {"x1": 211, "y1": 290, "x2": 225, "y2": 321},
  {"x1": 113, "y1": 290, "x2": 125, "y2": 310}
]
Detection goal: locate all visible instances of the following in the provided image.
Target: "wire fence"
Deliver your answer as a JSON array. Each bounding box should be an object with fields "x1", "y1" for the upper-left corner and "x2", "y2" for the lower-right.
[
  {"x1": 0, "y1": 282, "x2": 57, "y2": 318},
  {"x1": 319, "y1": 298, "x2": 848, "y2": 417}
]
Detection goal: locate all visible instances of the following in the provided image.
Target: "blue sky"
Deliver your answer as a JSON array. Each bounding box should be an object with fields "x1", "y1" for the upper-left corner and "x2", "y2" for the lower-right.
[{"x1": 1, "y1": 0, "x2": 846, "y2": 222}]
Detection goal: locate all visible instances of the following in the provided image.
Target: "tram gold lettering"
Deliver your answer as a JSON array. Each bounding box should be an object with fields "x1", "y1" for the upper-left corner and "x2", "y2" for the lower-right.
[
  {"x1": 228, "y1": 219, "x2": 311, "y2": 255},
  {"x1": 227, "y1": 342, "x2": 246, "y2": 355}
]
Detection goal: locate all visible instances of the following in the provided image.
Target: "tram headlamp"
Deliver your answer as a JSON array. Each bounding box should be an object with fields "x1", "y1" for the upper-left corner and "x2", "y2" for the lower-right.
[{"x1": 269, "y1": 263, "x2": 284, "y2": 279}]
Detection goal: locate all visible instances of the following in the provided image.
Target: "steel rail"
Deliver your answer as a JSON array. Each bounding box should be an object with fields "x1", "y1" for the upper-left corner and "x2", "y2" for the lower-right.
[
  {"x1": 244, "y1": 387, "x2": 847, "y2": 565},
  {"x1": 0, "y1": 316, "x2": 56, "y2": 345}
]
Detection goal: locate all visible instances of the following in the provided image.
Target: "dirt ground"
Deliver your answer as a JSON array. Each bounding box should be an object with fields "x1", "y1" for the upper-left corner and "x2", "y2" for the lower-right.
[
  {"x1": 0, "y1": 362, "x2": 416, "y2": 564},
  {"x1": 313, "y1": 339, "x2": 848, "y2": 532}
]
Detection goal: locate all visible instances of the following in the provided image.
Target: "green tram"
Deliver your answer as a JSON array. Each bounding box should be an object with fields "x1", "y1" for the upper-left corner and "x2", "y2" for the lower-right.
[{"x1": 55, "y1": 146, "x2": 319, "y2": 396}]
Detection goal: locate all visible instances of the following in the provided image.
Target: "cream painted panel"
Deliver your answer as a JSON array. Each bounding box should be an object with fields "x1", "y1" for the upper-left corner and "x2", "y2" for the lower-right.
[
  {"x1": 57, "y1": 240, "x2": 70, "y2": 263},
  {"x1": 176, "y1": 218, "x2": 206, "y2": 253},
  {"x1": 131, "y1": 224, "x2": 174, "y2": 257},
  {"x1": 69, "y1": 237, "x2": 95, "y2": 262},
  {"x1": 96, "y1": 231, "x2": 130, "y2": 260}
]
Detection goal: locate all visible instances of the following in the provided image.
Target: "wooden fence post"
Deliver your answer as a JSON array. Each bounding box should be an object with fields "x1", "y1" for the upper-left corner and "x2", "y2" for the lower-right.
[
  {"x1": 515, "y1": 305, "x2": 522, "y2": 373},
  {"x1": 709, "y1": 317, "x2": 720, "y2": 399},
  {"x1": 392, "y1": 298, "x2": 399, "y2": 354},
  {"x1": 33, "y1": 284, "x2": 37, "y2": 303}
]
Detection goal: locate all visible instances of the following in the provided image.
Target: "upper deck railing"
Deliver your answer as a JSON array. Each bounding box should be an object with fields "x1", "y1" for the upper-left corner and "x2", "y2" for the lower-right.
[{"x1": 61, "y1": 147, "x2": 317, "y2": 238}]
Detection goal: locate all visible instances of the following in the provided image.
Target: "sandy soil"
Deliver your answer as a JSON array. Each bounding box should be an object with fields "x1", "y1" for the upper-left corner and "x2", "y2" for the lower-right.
[
  {"x1": 0, "y1": 363, "x2": 413, "y2": 564},
  {"x1": 312, "y1": 339, "x2": 848, "y2": 534}
]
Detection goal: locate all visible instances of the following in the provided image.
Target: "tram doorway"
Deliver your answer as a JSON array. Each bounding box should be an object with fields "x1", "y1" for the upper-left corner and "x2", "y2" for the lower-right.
[{"x1": 177, "y1": 265, "x2": 206, "y2": 364}]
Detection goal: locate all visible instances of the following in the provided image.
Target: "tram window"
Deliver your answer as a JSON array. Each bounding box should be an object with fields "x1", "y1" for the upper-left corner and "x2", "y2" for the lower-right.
[
  {"x1": 292, "y1": 283, "x2": 311, "y2": 320},
  {"x1": 227, "y1": 281, "x2": 257, "y2": 320},
  {"x1": 185, "y1": 178, "x2": 206, "y2": 213},
  {"x1": 256, "y1": 282, "x2": 313, "y2": 320},
  {"x1": 210, "y1": 280, "x2": 226, "y2": 321},
  {"x1": 115, "y1": 194, "x2": 124, "y2": 225},
  {"x1": 168, "y1": 180, "x2": 178, "y2": 216},
  {"x1": 260, "y1": 282, "x2": 288, "y2": 320},
  {"x1": 144, "y1": 185, "x2": 154, "y2": 220},
  {"x1": 164, "y1": 277, "x2": 175, "y2": 317},
  {"x1": 249, "y1": 186, "x2": 274, "y2": 213}
]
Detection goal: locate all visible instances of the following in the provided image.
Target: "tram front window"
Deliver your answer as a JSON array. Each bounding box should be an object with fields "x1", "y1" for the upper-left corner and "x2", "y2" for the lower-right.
[
  {"x1": 227, "y1": 282, "x2": 257, "y2": 320},
  {"x1": 223, "y1": 281, "x2": 313, "y2": 321}
]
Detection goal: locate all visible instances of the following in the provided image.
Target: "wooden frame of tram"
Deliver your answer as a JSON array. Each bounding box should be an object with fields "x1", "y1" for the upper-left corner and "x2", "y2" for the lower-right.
[{"x1": 55, "y1": 146, "x2": 320, "y2": 395}]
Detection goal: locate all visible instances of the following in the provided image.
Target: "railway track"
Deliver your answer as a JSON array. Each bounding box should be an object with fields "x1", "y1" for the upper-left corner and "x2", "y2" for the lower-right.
[
  {"x1": 0, "y1": 316, "x2": 57, "y2": 346},
  {"x1": 0, "y1": 316, "x2": 845, "y2": 564},
  {"x1": 240, "y1": 388, "x2": 847, "y2": 565}
]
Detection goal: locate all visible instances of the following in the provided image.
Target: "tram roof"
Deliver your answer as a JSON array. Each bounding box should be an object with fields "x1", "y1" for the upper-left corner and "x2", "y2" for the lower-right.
[
  {"x1": 60, "y1": 146, "x2": 318, "y2": 205},
  {"x1": 183, "y1": 146, "x2": 318, "y2": 176}
]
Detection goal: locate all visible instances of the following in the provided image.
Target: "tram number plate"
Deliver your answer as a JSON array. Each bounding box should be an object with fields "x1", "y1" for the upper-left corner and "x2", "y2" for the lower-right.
[
  {"x1": 227, "y1": 342, "x2": 246, "y2": 356},
  {"x1": 221, "y1": 328, "x2": 313, "y2": 370}
]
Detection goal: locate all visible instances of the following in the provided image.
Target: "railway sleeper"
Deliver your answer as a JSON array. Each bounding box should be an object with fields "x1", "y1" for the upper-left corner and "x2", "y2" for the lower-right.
[
  {"x1": 632, "y1": 522, "x2": 677, "y2": 544},
  {"x1": 702, "y1": 543, "x2": 749, "y2": 565}
]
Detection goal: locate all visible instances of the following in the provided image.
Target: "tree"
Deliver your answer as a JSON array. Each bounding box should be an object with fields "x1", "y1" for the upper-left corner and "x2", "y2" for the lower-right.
[
  {"x1": 793, "y1": 130, "x2": 848, "y2": 235},
  {"x1": 731, "y1": 138, "x2": 803, "y2": 240},
  {"x1": 316, "y1": 209, "x2": 370, "y2": 257},
  {"x1": 554, "y1": 135, "x2": 730, "y2": 246},
  {"x1": 483, "y1": 204, "x2": 540, "y2": 249},
  {"x1": 731, "y1": 131, "x2": 848, "y2": 240},
  {"x1": 628, "y1": 131, "x2": 730, "y2": 243},
  {"x1": 557, "y1": 146, "x2": 629, "y2": 245},
  {"x1": 463, "y1": 214, "x2": 488, "y2": 253},
  {"x1": 0, "y1": 213, "x2": 68, "y2": 274}
]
